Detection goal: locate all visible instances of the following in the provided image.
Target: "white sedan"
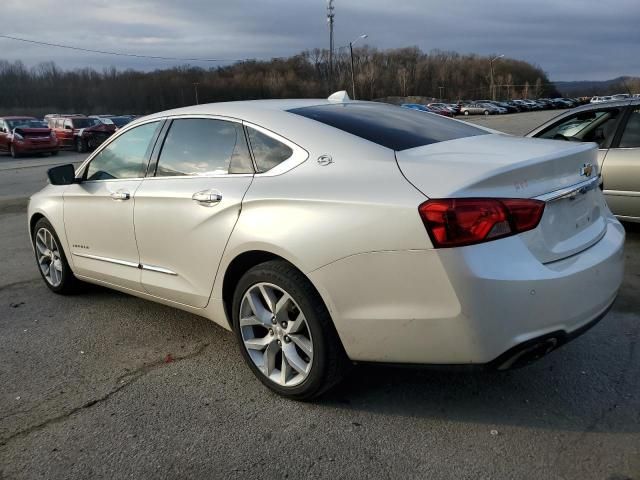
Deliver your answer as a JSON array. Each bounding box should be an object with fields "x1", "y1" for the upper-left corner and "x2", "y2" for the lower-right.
[{"x1": 29, "y1": 92, "x2": 625, "y2": 399}]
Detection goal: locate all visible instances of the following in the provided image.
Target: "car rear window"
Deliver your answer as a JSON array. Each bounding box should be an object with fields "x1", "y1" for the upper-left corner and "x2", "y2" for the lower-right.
[{"x1": 288, "y1": 103, "x2": 487, "y2": 151}]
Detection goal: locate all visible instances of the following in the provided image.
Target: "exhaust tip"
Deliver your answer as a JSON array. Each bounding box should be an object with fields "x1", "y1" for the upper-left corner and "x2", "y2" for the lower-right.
[{"x1": 497, "y1": 337, "x2": 559, "y2": 370}]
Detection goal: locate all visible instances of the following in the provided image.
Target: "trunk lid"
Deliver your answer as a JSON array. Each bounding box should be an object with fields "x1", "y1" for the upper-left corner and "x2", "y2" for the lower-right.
[{"x1": 397, "y1": 134, "x2": 607, "y2": 263}]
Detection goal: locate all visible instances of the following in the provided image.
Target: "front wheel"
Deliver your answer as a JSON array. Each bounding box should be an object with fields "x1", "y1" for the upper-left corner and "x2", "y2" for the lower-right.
[
  {"x1": 232, "y1": 260, "x2": 348, "y2": 400},
  {"x1": 32, "y1": 218, "x2": 81, "y2": 294},
  {"x1": 10, "y1": 144, "x2": 20, "y2": 158},
  {"x1": 50, "y1": 150, "x2": 59, "y2": 156},
  {"x1": 464, "y1": 110, "x2": 470, "y2": 116},
  {"x1": 483, "y1": 110, "x2": 490, "y2": 115}
]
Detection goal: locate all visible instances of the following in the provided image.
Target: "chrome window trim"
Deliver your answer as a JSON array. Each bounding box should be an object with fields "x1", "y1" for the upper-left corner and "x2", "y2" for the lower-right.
[
  {"x1": 242, "y1": 120, "x2": 309, "y2": 177},
  {"x1": 535, "y1": 176, "x2": 600, "y2": 202},
  {"x1": 74, "y1": 117, "x2": 168, "y2": 180}
]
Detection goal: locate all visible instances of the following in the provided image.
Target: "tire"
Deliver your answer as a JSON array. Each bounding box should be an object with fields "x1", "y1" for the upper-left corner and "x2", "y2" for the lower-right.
[
  {"x1": 464, "y1": 110, "x2": 470, "y2": 116},
  {"x1": 76, "y1": 138, "x2": 87, "y2": 153},
  {"x1": 232, "y1": 260, "x2": 348, "y2": 400},
  {"x1": 32, "y1": 218, "x2": 82, "y2": 294},
  {"x1": 50, "y1": 150, "x2": 59, "y2": 156},
  {"x1": 483, "y1": 110, "x2": 490, "y2": 116},
  {"x1": 10, "y1": 144, "x2": 20, "y2": 158}
]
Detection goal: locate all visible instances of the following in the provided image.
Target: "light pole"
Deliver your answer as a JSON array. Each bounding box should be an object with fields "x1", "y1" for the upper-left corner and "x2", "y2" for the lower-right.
[
  {"x1": 349, "y1": 34, "x2": 367, "y2": 100},
  {"x1": 489, "y1": 54, "x2": 504, "y2": 101},
  {"x1": 438, "y1": 86, "x2": 444, "y2": 101}
]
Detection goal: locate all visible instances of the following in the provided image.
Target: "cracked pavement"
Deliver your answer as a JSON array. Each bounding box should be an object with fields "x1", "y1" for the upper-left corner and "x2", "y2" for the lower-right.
[{"x1": 1, "y1": 121, "x2": 639, "y2": 478}]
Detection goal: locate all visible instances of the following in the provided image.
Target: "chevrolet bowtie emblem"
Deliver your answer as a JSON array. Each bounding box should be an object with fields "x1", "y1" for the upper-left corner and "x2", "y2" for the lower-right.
[{"x1": 580, "y1": 163, "x2": 593, "y2": 177}]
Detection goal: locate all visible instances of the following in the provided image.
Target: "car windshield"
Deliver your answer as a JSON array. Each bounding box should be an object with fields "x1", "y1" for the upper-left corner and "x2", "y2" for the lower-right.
[
  {"x1": 72, "y1": 118, "x2": 101, "y2": 128},
  {"x1": 288, "y1": 102, "x2": 486, "y2": 151},
  {"x1": 6, "y1": 118, "x2": 46, "y2": 129}
]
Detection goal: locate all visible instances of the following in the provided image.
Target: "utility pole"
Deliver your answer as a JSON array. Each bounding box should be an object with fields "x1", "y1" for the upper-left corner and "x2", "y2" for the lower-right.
[
  {"x1": 348, "y1": 34, "x2": 367, "y2": 100},
  {"x1": 327, "y1": 0, "x2": 335, "y2": 91},
  {"x1": 193, "y1": 82, "x2": 200, "y2": 105},
  {"x1": 438, "y1": 86, "x2": 444, "y2": 101}
]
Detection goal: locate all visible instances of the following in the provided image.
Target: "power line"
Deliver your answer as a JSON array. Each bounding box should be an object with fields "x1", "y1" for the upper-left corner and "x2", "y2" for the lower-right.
[{"x1": 0, "y1": 34, "x2": 240, "y2": 63}]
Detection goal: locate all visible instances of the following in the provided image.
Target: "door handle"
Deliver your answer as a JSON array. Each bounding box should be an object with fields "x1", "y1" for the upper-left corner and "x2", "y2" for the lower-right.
[
  {"x1": 192, "y1": 190, "x2": 222, "y2": 206},
  {"x1": 110, "y1": 190, "x2": 131, "y2": 201}
]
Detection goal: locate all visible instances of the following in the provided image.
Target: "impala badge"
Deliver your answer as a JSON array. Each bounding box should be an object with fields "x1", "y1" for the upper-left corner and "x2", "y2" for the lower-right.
[{"x1": 580, "y1": 163, "x2": 593, "y2": 177}]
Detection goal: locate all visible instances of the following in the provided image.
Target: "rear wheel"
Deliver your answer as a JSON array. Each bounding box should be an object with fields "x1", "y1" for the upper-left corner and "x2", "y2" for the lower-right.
[
  {"x1": 50, "y1": 150, "x2": 59, "y2": 156},
  {"x1": 232, "y1": 260, "x2": 348, "y2": 400},
  {"x1": 483, "y1": 110, "x2": 490, "y2": 115},
  {"x1": 10, "y1": 144, "x2": 20, "y2": 158},
  {"x1": 76, "y1": 138, "x2": 87, "y2": 153},
  {"x1": 464, "y1": 110, "x2": 470, "y2": 116},
  {"x1": 32, "y1": 218, "x2": 81, "y2": 294}
]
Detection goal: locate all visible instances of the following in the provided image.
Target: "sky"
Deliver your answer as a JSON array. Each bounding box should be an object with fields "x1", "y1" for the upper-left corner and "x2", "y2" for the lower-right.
[{"x1": 1, "y1": 0, "x2": 639, "y2": 81}]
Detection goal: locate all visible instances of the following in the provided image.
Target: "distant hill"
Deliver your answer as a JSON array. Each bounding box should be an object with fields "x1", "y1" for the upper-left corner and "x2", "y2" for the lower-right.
[{"x1": 554, "y1": 76, "x2": 640, "y2": 96}]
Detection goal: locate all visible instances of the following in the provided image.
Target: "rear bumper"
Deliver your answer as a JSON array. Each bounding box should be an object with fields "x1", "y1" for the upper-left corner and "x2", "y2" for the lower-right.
[
  {"x1": 309, "y1": 215, "x2": 625, "y2": 365},
  {"x1": 14, "y1": 141, "x2": 59, "y2": 153}
]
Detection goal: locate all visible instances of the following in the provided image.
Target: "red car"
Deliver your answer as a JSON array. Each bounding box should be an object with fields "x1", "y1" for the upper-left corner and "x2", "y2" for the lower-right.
[
  {"x1": 0, "y1": 116, "x2": 59, "y2": 158},
  {"x1": 426, "y1": 103, "x2": 455, "y2": 117},
  {"x1": 46, "y1": 115, "x2": 116, "y2": 153}
]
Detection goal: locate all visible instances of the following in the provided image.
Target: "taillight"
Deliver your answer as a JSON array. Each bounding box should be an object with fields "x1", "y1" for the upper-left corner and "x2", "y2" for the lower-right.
[{"x1": 418, "y1": 198, "x2": 545, "y2": 248}]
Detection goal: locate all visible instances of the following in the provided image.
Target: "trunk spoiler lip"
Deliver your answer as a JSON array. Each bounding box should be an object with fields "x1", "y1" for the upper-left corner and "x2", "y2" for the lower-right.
[{"x1": 534, "y1": 175, "x2": 600, "y2": 202}]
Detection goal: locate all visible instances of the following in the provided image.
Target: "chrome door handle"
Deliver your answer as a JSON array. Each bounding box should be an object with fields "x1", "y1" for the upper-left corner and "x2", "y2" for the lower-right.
[
  {"x1": 192, "y1": 190, "x2": 222, "y2": 206},
  {"x1": 110, "y1": 190, "x2": 130, "y2": 201}
]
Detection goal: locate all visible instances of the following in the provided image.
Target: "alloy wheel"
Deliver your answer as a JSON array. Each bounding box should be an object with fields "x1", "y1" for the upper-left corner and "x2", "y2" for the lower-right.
[
  {"x1": 35, "y1": 227, "x2": 63, "y2": 287},
  {"x1": 239, "y1": 282, "x2": 313, "y2": 387}
]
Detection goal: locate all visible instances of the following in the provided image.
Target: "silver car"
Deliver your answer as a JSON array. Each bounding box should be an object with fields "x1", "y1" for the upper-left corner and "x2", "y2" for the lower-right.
[
  {"x1": 29, "y1": 94, "x2": 624, "y2": 399},
  {"x1": 528, "y1": 99, "x2": 640, "y2": 222}
]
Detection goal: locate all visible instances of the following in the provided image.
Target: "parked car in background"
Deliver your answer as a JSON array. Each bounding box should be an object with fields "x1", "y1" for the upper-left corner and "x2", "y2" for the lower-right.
[
  {"x1": 90, "y1": 115, "x2": 134, "y2": 130},
  {"x1": 30, "y1": 95, "x2": 624, "y2": 399},
  {"x1": 47, "y1": 115, "x2": 116, "y2": 153},
  {"x1": 0, "y1": 116, "x2": 59, "y2": 158},
  {"x1": 460, "y1": 103, "x2": 497, "y2": 115},
  {"x1": 401, "y1": 103, "x2": 438, "y2": 114},
  {"x1": 427, "y1": 103, "x2": 455, "y2": 117},
  {"x1": 528, "y1": 98, "x2": 640, "y2": 222}
]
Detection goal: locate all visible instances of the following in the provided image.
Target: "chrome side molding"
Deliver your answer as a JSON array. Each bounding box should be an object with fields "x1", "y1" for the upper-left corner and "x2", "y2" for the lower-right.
[{"x1": 72, "y1": 252, "x2": 177, "y2": 276}]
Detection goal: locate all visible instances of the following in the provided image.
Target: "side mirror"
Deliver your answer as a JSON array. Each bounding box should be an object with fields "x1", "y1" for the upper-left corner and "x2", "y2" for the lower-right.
[{"x1": 47, "y1": 164, "x2": 77, "y2": 185}]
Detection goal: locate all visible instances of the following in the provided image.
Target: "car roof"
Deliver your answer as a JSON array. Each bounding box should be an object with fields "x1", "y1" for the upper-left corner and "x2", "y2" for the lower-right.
[{"x1": 0, "y1": 116, "x2": 36, "y2": 120}]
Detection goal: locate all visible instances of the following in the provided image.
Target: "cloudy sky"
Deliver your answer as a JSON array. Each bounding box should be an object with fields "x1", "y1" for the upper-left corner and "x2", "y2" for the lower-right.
[{"x1": 1, "y1": 0, "x2": 638, "y2": 80}]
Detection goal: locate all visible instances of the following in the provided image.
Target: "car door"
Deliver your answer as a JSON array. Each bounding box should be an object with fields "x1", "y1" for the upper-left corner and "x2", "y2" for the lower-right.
[
  {"x1": 63, "y1": 120, "x2": 164, "y2": 290},
  {"x1": 601, "y1": 105, "x2": 640, "y2": 220},
  {"x1": 133, "y1": 117, "x2": 255, "y2": 308}
]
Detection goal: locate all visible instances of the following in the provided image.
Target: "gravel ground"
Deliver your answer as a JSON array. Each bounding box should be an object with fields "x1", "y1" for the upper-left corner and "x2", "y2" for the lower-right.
[{"x1": 0, "y1": 113, "x2": 638, "y2": 480}]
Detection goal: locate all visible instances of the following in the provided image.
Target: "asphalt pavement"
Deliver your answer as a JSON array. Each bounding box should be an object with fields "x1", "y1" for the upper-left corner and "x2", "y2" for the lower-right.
[{"x1": 0, "y1": 114, "x2": 638, "y2": 479}]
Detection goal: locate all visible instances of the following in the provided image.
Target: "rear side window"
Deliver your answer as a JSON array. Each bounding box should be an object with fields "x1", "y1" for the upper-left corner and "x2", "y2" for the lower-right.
[
  {"x1": 155, "y1": 119, "x2": 253, "y2": 176},
  {"x1": 246, "y1": 127, "x2": 293, "y2": 172},
  {"x1": 86, "y1": 121, "x2": 161, "y2": 181},
  {"x1": 288, "y1": 103, "x2": 486, "y2": 151},
  {"x1": 619, "y1": 108, "x2": 640, "y2": 148}
]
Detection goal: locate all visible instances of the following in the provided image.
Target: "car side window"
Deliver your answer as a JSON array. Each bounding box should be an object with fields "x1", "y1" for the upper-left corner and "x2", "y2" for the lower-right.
[
  {"x1": 85, "y1": 121, "x2": 161, "y2": 181},
  {"x1": 246, "y1": 127, "x2": 293, "y2": 173},
  {"x1": 537, "y1": 109, "x2": 621, "y2": 147},
  {"x1": 155, "y1": 119, "x2": 253, "y2": 176},
  {"x1": 619, "y1": 108, "x2": 640, "y2": 148}
]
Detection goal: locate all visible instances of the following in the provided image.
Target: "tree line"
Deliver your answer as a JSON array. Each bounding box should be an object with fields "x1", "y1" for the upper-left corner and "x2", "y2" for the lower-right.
[{"x1": 0, "y1": 47, "x2": 560, "y2": 116}]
